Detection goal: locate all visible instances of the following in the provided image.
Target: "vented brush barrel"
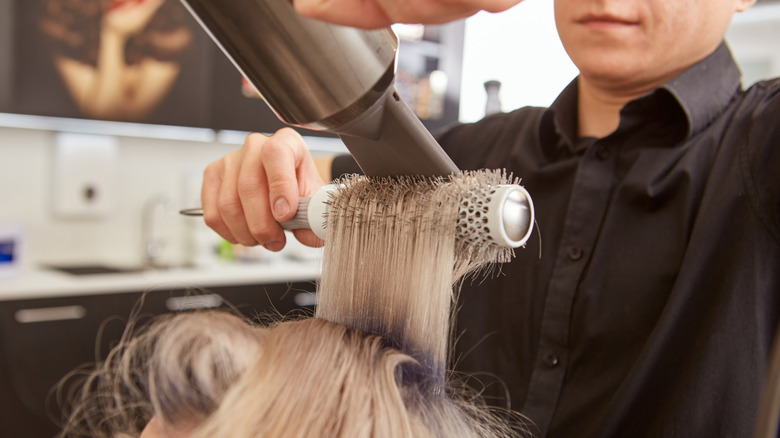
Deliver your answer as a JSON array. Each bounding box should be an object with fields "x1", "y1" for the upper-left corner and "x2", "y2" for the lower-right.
[{"x1": 287, "y1": 184, "x2": 534, "y2": 248}]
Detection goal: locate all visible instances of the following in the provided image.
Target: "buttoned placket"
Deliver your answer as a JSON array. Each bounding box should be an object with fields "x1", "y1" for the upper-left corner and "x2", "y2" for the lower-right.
[{"x1": 521, "y1": 137, "x2": 618, "y2": 436}]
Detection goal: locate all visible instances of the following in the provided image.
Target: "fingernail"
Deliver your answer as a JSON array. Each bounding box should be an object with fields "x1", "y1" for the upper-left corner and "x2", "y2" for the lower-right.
[
  {"x1": 273, "y1": 198, "x2": 290, "y2": 219},
  {"x1": 264, "y1": 241, "x2": 284, "y2": 252}
]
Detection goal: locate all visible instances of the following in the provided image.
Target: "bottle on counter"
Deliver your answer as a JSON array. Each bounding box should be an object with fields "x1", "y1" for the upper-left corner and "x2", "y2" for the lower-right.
[{"x1": 483, "y1": 79, "x2": 502, "y2": 116}]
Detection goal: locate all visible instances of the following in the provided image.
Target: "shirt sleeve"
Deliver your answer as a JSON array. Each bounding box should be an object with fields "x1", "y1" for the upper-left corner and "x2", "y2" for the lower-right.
[{"x1": 741, "y1": 79, "x2": 780, "y2": 244}]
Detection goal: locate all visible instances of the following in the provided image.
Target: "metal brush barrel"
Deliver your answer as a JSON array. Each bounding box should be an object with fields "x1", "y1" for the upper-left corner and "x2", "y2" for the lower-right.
[{"x1": 179, "y1": 0, "x2": 396, "y2": 130}]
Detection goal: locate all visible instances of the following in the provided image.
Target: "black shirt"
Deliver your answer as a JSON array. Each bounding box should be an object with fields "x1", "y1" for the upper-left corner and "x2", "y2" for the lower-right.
[{"x1": 332, "y1": 43, "x2": 780, "y2": 437}]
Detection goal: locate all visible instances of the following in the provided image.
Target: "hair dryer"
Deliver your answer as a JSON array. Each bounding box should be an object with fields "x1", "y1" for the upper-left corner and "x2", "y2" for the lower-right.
[{"x1": 179, "y1": 0, "x2": 458, "y2": 177}]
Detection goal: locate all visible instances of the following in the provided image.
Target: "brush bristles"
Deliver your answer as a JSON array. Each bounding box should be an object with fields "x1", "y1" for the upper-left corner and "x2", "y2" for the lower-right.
[{"x1": 316, "y1": 169, "x2": 516, "y2": 382}]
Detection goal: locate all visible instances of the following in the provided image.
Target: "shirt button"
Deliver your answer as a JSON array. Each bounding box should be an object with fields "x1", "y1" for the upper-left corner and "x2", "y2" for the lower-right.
[
  {"x1": 568, "y1": 246, "x2": 583, "y2": 261},
  {"x1": 545, "y1": 353, "x2": 560, "y2": 368},
  {"x1": 596, "y1": 145, "x2": 611, "y2": 161}
]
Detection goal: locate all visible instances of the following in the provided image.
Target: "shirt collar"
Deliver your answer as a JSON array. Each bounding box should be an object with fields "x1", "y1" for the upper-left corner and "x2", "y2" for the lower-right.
[
  {"x1": 541, "y1": 42, "x2": 742, "y2": 153},
  {"x1": 662, "y1": 42, "x2": 742, "y2": 139},
  {"x1": 540, "y1": 79, "x2": 578, "y2": 152}
]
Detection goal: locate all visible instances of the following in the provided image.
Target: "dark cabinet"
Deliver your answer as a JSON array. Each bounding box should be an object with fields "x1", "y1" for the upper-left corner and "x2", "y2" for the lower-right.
[{"x1": 0, "y1": 280, "x2": 317, "y2": 437}]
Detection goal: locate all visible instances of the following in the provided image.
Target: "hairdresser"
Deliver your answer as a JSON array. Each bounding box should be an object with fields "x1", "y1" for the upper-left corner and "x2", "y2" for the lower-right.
[{"x1": 200, "y1": 0, "x2": 780, "y2": 437}]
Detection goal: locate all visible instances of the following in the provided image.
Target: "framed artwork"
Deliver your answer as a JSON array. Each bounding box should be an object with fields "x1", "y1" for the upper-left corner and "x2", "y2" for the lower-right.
[
  {"x1": 0, "y1": 0, "x2": 461, "y2": 138},
  {"x1": 5, "y1": 0, "x2": 215, "y2": 128}
]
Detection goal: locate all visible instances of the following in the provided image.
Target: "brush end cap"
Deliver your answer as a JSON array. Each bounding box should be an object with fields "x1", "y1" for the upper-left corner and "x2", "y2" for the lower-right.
[{"x1": 488, "y1": 185, "x2": 535, "y2": 248}]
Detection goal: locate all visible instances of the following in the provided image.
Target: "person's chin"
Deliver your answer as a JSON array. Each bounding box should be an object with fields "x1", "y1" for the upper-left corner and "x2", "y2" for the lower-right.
[
  {"x1": 569, "y1": 41, "x2": 641, "y2": 69},
  {"x1": 578, "y1": 62, "x2": 652, "y2": 90}
]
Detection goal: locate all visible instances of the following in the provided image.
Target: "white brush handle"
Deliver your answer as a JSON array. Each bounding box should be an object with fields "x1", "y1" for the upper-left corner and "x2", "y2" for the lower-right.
[{"x1": 280, "y1": 185, "x2": 336, "y2": 240}]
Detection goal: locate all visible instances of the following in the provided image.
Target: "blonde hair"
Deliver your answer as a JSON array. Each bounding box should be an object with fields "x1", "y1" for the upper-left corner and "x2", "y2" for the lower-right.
[
  {"x1": 193, "y1": 317, "x2": 519, "y2": 438},
  {"x1": 57, "y1": 170, "x2": 526, "y2": 437},
  {"x1": 317, "y1": 172, "x2": 514, "y2": 378},
  {"x1": 57, "y1": 310, "x2": 263, "y2": 437}
]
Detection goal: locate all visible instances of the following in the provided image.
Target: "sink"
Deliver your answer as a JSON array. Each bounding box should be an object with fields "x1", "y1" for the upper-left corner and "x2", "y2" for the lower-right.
[
  {"x1": 44, "y1": 264, "x2": 143, "y2": 276},
  {"x1": 43, "y1": 263, "x2": 189, "y2": 276}
]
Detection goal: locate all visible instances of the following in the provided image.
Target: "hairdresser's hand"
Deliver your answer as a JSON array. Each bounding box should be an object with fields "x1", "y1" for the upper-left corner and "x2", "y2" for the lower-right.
[
  {"x1": 293, "y1": 0, "x2": 523, "y2": 28},
  {"x1": 202, "y1": 128, "x2": 326, "y2": 251}
]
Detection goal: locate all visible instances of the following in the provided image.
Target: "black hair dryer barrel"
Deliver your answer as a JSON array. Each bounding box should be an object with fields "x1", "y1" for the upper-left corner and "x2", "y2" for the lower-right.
[{"x1": 179, "y1": 0, "x2": 459, "y2": 177}]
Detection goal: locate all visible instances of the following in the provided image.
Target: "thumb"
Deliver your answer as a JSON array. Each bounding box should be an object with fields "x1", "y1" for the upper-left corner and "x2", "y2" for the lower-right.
[{"x1": 261, "y1": 129, "x2": 310, "y2": 222}]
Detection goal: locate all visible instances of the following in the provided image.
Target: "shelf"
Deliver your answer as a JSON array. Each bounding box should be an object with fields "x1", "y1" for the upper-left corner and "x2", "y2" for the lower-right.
[
  {"x1": 0, "y1": 113, "x2": 348, "y2": 154},
  {"x1": 0, "y1": 112, "x2": 216, "y2": 143}
]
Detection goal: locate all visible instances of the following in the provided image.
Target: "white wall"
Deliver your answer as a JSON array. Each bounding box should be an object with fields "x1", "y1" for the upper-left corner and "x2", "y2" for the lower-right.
[
  {"x1": 726, "y1": 3, "x2": 780, "y2": 86},
  {"x1": 459, "y1": 0, "x2": 577, "y2": 123},
  {"x1": 0, "y1": 125, "x2": 234, "y2": 268}
]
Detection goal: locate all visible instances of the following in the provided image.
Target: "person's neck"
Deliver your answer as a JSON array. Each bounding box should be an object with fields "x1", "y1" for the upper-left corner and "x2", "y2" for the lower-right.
[{"x1": 577, "y1": 77, "x2": 655, "y2": 139}]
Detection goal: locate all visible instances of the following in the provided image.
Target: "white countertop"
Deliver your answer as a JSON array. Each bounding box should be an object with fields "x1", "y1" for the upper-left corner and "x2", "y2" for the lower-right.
[{"x1": 0, "y1": 259, "x2": 322, "y2": 301}]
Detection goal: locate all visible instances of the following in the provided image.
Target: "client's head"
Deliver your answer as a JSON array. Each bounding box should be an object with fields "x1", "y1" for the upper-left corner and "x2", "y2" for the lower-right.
[{"x1": 61, "y1": 310, "x2": 518, "y2": 438}]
